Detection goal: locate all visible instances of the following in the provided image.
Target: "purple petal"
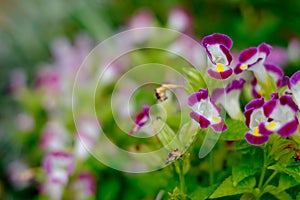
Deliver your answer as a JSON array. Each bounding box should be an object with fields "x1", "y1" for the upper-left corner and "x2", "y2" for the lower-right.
[
  {"x1": 238, "y1": 47, "x2": 258, "y2": 63},
  {"x1": 226, "y1": 78, "x2": 246, "y2": 93},
  {"x1": 190, "y1": 111, "x2": 211, "y2": 128},
  {"x1": 211, "y1": 88, "x2": 225, "y2": 103},
  {"x1": 258, "y1": 123, "x2": 274, "y2": 136},
  {"x1": 245, "y1": 132, "x2": 269, "y2": 146},
  {"x1": 258, "y1": 43, "x2": 272, "y2": 56},
  {"x1": 289, "y1": 70, "x2": 300, "y2": 88},
  {"x1": 277, "y1": 118, "x2": 299, "y2": 137},
  {"x1": 43, "y1": 151, "x2": 74, "y2": 175},
  {"x1": 135, "y1": 105, "x2": 150, "y2": 126},
  {"x1": 220, "y1": 45, "x2": 233, "y2": 65},
  {"x1": 265, "y1": 64, "x2": 284, "y2": 80},
  {"x1": 279, "y1": 95, "x2": 298, "y2": 112},
  {"x1": 188, "y1": 89, "x2": 209, "y2": 107},
  {"x1": 207, "y1": 67, "x2": 233, "y2": 80},
  {"x1": 244, "y1": 109, "x2": 253, "y2": 128},
  {"x1": 211, "y1": 119, "x2": 227, "y2": 132},
  {"x1": 202, "y1": 33, "x2": 233, "y2": 49},
  {"x1": 245, "y1": 98, "x2": 265, "y2": 111},
  {"x1": 234, "y1": 63, "x2": 244, "y2": 74},
  {"x1": 251, "y1": 78, "x2": 262, "y2": 98},
  {"x1": 263, "y1": 99, "x2": 277, "y2": 117}
]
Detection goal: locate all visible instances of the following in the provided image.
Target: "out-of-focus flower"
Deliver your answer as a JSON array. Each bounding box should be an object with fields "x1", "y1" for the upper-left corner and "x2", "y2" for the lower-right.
[
  {"x1": 168, "y1": 35, "x2": 206, "y2": 70},
  {"x1": 266, "y1": 46, "x2": 289, "y2": 67},
  {"x1": 251, "y1": 64, "x2": 284, "y2": 98},
  {"x1": 16, "y1": 113, "x2": 35, "y2": 132},
  {"x1": 127, "y1": 9, "x2": 155, "y2": 44},
  {"x1": 74, "y1": 116, "x2": 100, "y2": 160},
  {"x1": 42, "y1": 151, "x2": 74, "y2": 185},
  {"x1": 6, "y1": 161, "x2": 33, "y2": 189},
  {"x1": 167, "y1": 7, "x2": 192, "y2": 32},
  {"x1": 288, "y1": 37, "x2": 300, "y2": 63},
  {"x1": 202, "y1": 33, "x2": 233, "y2": 79},
  {"x1": 71, "y1": 172, "x2": 96, "y2": 200},
  {"x1": 130, "y1": 105, "x2": 150, "y2": 135},
  {"x1": 188, "y1": 88, "x2": 227, "y2": 132},
  {"x1": 212, "y1": 78, "x2": 246, "y2": 120},
  {"x1": 8, "y1": 69, "x2": 26, "y2": 97},
  {"x1": 288, "y1": 70, "x2": 300, "y2": 107},
  {"x1": 260, "y1": 93, "x2": 298, "y2": 137},
  {"x1": 40, "y1": 121, "x2": 70, "y2": 153},
  {"x1": 244, "y1": 98, "x2": 269, "y2": 145},
  {"x1": 42, "y1": 152, "x2": 74, "y2": 200},
  {"x1": 234, "y1": 43, "x2": 272, "y2": 84}
]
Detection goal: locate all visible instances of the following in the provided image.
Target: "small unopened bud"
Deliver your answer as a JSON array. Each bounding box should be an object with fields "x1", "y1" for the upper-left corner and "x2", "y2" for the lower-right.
[{"x1": 155, "y1": 84, "x2": 185, "y2": 102}]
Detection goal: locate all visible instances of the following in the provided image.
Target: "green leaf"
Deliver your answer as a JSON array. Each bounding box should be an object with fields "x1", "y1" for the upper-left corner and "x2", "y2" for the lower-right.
[
  {"x1": 263, "y1": 185, "x2": 293, "y2": 200},
  {"x1": 177, "y1": 121, "x2": 198, "y2": 151},
  {"x1": 277, "y1": 174, "x2": 298, "y2": 192},
  {"x1": 232, "y1": 163, "x2": 259, "y2": 186},
  {"x1": 240, "y1": 193, "x2": 256, "y2": 200},
  {"x1": 182, "y1": 67, "x2": 206, "y2": 93},
  {"x1": 154, "y1": 118, "x2": 181, "y2": 150},
  {"x1": 220, "y1": 118, "x2": 249, "y2": 140},
  {"x1": 296, "y1": 192, "x2": 300, "y2": 200},
  {"x1": 209, "y1": 176, "x2": 256, "y2": 199},
  {"x1": 190, "y1": 185, "x2": 218, "y2": 200},
  {"x1": 268, "y1": 164, "x2": 300, "y2": 184}
]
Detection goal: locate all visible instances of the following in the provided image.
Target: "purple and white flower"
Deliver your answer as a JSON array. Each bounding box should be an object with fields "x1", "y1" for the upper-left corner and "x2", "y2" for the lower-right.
[
  {"x1": 251, "y1": 64, "x2": 284, "y2": 98},
  {"x1": 71, "y1": 172, "x2": 96, "y2": 200},
  {"x1": 42, "y1": 151, "x2": 74, "y2": 185},
  {"x1": 188, "y1": 88, "x2": 227, "y2": 132},
  {"x1": 212, "y1": 78, "x2": 246, "y2": 120},
  {"x1": 130, "y1": 105, "x2": 150, "y2": 135},
  {"x1": 288, "y1": 70, "x2": 300, "y2": 107},
  {"x1": 259, "y1": 93, "x2": 299, "y2": 137},
  {"x1": 244, "y1": 98, "x2": 270, "y2": 145},
  {"x1": 167, "y1": 7, "x2": 192, "y2": 32},
  {"x1": 202, "y1": 33, "x2": 233, "y2": 79},
  {"x1": 234, "y1": 43, "x2": 272, "y2": 83}
]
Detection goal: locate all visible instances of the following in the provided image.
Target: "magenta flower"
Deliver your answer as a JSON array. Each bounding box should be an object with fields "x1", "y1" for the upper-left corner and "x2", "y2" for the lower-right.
[
  {"x1": 234, "y1": 43, "x2": 272, "y2": 83},
  {"x1": 288, "y1": 70, "x2": 300, "y2": 107},
  {"x1": 42, "y1": 151, "x2": 74, "y2": 185},
  {"x1": 202, "y1": 33, "x2": 233, "y2": 79},
  {"x1": 130, "y1": 105, "x2": 150, "y2": 135},
  {"x1": 71, "y1": 172, "x2": 96, "y2": 200},
  {"x1": 188, "y1": 89, "x2": 227, "y2": 132},
  {"x1": 260, "y1": 93, "x2": 298, "y2": 137},
  {"x1": 251, "y1": 64, "x2": 284, "y2": 98},
  {"x1": 212, "y1": 78, "x2": 246, "y2": 120},
  {"x1": 167, "y1": 7, "x2": 192, "y2": 32},
  {"x1": 244, "y1": 98, "x2": 270, "y2": 145}
]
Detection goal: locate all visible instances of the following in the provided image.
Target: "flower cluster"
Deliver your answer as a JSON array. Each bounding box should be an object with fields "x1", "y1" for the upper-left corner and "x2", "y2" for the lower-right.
[{"x1": 187, "y1": 33, "x2": 300, "y2": 146}]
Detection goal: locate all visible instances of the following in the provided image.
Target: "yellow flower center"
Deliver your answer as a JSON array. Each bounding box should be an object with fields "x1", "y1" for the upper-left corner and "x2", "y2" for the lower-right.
[
  {"x1": 253, "y1": 127, "x2": 260, "y2": 136},
  {"x1": 240, "y1": 64, "x2": 248, "y2": 70},
  {"x1": 212, "y1": 116, "x2": 221, "y2": 123},
  {"x1": 216, "y1": 63, "x2": 225, "y2": 72},
  {"x1": 266, "y1": 121, "x2": 277, "y2": 130}
]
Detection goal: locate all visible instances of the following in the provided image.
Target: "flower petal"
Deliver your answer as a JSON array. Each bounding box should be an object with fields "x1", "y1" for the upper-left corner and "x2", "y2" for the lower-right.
[
  {"x1": 211, "y1": 119, "x2": 227, "y2": 132},
  {"x1": 245, "y1": 132, "x2": 269, "y2": 146},
  {"x1": 187, "y1": 89, "x2": 209, "y2": 107},
  {"x1": 202, "y1": 33, "x2": 233, "y2": 49},
  {"x1": 277, "y1": 118, "x2": 299, "y2": 137},
  {"x1": 207, "y1": 66, "x2": 233, "y2": 80},
  {"x1": 190, "y1": 111, "x2": 210, "y2": 128}
]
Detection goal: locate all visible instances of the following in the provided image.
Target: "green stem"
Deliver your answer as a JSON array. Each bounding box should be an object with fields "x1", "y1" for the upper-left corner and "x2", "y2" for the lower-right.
[
  {"x1": 209, "y1": 150, "x2": 214, "y2": 186},
  {"x1": 258, "y1": 147, "x2": 267, "y2": 189},
  {"x1": 175, "y1": 161, "x2": 185, "y2": 193},
  {"x1": 263, "y1": 171, "x2": 278, "y2": 188}
]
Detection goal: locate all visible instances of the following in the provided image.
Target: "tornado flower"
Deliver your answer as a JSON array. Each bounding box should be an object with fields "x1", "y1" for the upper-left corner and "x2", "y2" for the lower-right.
[
  {"x1": 288, "y1": 70, "x2": 300, "y2": 107},
  {"x1": 130, "y1": 105, "x2": 150, "y2": 135},
  {"x1": 188, "y1": 89, "x2": 227, "y2": 132},
  {"x1": 234, "y1": 43, "x2": 272, "y2": 84},
  {"x1": 202, "y1": 33, "x2": 233, "y2": 79},
  {"x1": 212, "y1": 78, "x2": 246, "y2": 120},
  {"x1": 259, "y1": 93, "x2": 299, "y2": 137},
  {"x1": 244, "y1": 98, "x2": 270, "y2": 145}
]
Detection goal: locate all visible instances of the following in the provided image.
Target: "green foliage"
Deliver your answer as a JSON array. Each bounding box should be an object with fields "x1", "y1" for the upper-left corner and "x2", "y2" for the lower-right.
[
  {"x1": 209, "y1": 176, "x2": 256, "y2": 199},
  {"x1": 220, "y1": 118, "x2": 249, "y2": 140}
]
